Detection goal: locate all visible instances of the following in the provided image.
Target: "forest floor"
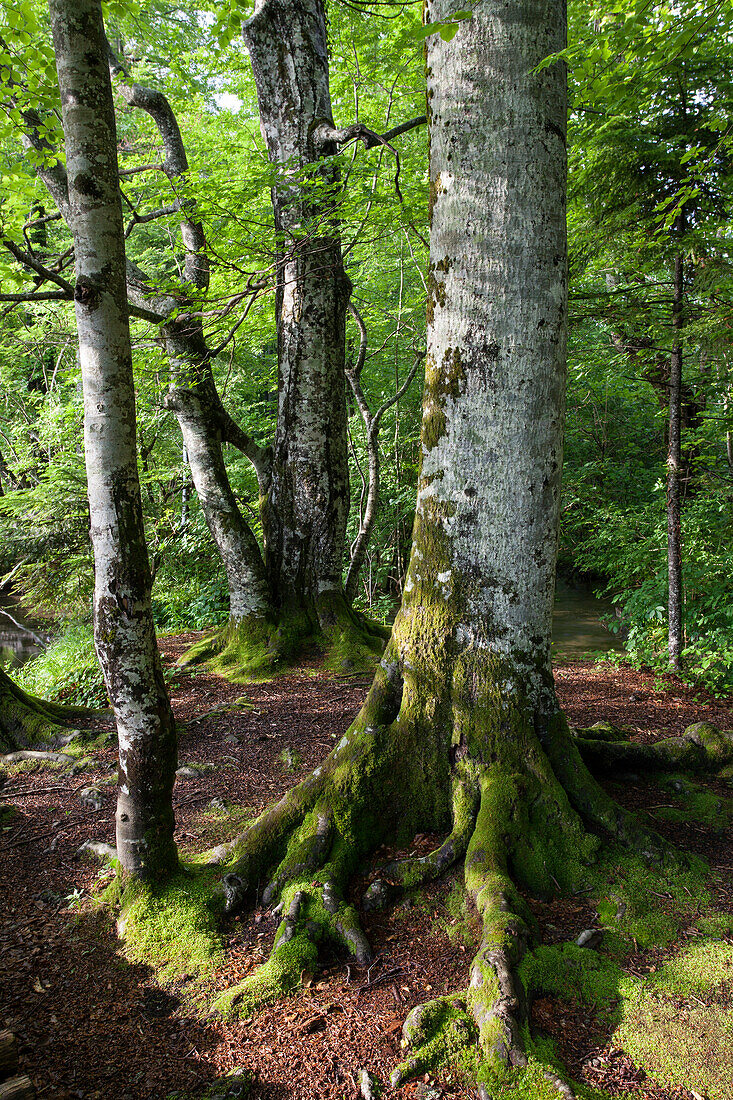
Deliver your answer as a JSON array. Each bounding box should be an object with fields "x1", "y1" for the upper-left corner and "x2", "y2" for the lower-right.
[{"x1": 1, "y1": 637, "x2": 732, "y2": 1100}]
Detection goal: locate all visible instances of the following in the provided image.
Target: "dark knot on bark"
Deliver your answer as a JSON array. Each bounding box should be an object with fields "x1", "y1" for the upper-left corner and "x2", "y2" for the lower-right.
[{"x1": 74, "y1": 276, "x2": 100, "y2": 309}]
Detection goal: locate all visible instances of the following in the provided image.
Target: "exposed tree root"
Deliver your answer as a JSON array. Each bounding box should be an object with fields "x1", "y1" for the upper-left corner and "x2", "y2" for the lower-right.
[
  {"x1": 202, "y1": 652, "x2": 720, "y2": 1094},
  {"x1": 362, "y1": 767, "x2": 480, "y2": 912},
  {"x1": 576, "y1": 720, "x2": 733, "y2": 777},
  {"x1": 1, "y1": 749, "x2": 74, "y2": 765},
  {"x1": 179, "y1": 598, "x2": 386, "y2": 682},
  {"x1": 0, "y1": 667, "x2": 88, "y2": 755}
]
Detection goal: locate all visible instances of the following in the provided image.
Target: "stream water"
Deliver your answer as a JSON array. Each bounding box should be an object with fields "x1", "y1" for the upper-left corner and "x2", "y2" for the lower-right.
[
  {"x1": 552, "y1": 577, "x2": 623, "y2": 657},
  {"x1": 0, "y1": 591, "x2": 52, "y2": 668},
  {"x1": 0, "y1": 579, "x2": 622, "y2": 670}
]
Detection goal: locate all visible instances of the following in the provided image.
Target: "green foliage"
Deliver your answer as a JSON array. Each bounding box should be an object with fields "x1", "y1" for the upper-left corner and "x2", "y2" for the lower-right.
[
  {"x1": 560, "y1": 0, "x2": 733, "y2": 693},
  {"x1": 16, "y1": 619, "x2": 108, "y2": 707}
]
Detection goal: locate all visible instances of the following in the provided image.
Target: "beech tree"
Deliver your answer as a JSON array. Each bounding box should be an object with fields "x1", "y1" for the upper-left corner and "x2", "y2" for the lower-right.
[
  {"x1": 6, "y1": 0, "x2": 423, "y2": 679},
  {"x1": 200, "y1": 0, "x2": 692, "y2": 1089},
  {"x1": 48, "y1": 0, "x2": 177, "y2": 877}
]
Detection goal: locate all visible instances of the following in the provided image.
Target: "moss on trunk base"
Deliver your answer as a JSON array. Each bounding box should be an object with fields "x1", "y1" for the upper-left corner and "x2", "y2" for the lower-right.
[{"x1": 178, "y1": 597, "x2": 386, "y2": 682}]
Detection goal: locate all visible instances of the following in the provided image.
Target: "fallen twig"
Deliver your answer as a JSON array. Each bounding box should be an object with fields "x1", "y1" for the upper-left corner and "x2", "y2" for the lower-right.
[
  {"x1": 357, "y1": 967, "x2": 403, "y2": 995},
  {"x1": 173, "y1": 793, "x2": 216, "y2": 809},
  {"x1": 6, "y1": 814, "x2": 98, "y2": 848},
  {"x1": 0, "y1": 785, "x2": 74, "y2": 798}
]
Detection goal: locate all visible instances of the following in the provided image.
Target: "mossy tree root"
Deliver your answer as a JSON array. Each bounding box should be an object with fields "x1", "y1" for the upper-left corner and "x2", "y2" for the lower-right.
[
  {"x1": 179, "y1": 596, "x2": 386, "y2": 681},
  {"x1": 177, "y1": 613, "x2": 306, "y2": 680},
  {"x1": 209, "y1": 658, "x2": 673, "y2": 1094},
  {"x1": 0, "y1": 667, "x2": 85, "y2": 754},
  {"x1": 212, "y1": 806, "x2": 374, "y2": 1017},
  {"x1": 544, "y1": 716, "x2": 667, "y2": 865},
  {"x1": 363, "y1": 767, "x2": 480, "y2": 912},
  {"x1": 575, "y1": 721, "x2": 733, "y2": 777},
  {"x1": 390, "y1": 749, "x2": 599, "y2": 1091},
  {"x1": 387, "y1": 714, "x2": 679, "y2": 1094}
]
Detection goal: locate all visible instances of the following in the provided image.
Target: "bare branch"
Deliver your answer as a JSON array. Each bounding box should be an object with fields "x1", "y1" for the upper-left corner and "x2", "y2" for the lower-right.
[
  {"x1": 0, "y1": 290, "x2": 71, "y2": 303},
  {"x1": 107, "y1": 43, "x2": 209, "y2": 292},
  {"x1": 2, "y1": 237, "x2": 75, "y2": 295},
  {"x1": 23, "y1": 210, "x2": 62, "y2": 230},
  {"x1": 312, "y1": 120, "x2": 405, "y2": 202},
  {"x1": 373, "y1": 349, "x2": 423, "y2": 430},
  {"x1": 209, "y1": 287, "x2": 267, "y2": 359},
  {"x1": 347, "y1": 299, "x2": 368, "y2": 382},
  {"x1": 128, "y1": 303, "x2": 168, "y2": 324},
  {"x1": 380, "y1": 115, "x2": 427, "y2": 145},
  {"x1": 118, "y1": 162, "x2": 164, "y2": 177},
  {"x1": 124, "y1": 202, "x2": 179, "y2": 238}
]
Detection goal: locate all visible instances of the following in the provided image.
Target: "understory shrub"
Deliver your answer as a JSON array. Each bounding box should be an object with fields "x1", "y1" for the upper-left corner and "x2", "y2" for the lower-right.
[{"x1": 17, "y1": 619, "x2": 108, "y2": 707}]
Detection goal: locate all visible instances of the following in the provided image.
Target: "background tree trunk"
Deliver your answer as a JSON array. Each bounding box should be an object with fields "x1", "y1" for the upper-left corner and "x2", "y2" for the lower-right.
[
  {"x1": 245, "y1": 0, "x2": 352, "y2": 625},
  {"x1": 49, "y1": 0, "x2": 177, "y2": 878},
  {"x1": 667, "y1": 245, "x2": 685, "y2": 671}
]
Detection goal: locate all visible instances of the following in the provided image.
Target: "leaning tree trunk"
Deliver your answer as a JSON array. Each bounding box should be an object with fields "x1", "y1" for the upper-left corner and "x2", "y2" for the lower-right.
[
  {"x1": 205, "y1": 2, "x2": 676, "y2": 1092},
  {"x1": 111, "y1": 24, "x2": 381, "y2": 676},
  {"x1": 49, "y1": 0, "x2": 177, "y2": 878},
  {"x1": 244, "y1": 0, "x2": 353, "y2": 633},
  {"x1": 161, "y1": 318, "x2": 273, "y2": 624}
]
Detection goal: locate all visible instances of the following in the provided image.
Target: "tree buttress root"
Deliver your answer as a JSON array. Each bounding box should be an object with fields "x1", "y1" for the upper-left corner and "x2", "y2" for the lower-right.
[{"x1": 209, "y1": 666, "x2": 733, "y2": 1095}]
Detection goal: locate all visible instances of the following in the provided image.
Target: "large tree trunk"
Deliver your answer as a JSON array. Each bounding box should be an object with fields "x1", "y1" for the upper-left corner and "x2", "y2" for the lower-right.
[
  {"x1": 49, "y1": 0, "x2": 177, "y2": 878},
  {"x1": 207, "y1": 2, "x2": 673, "y2": 1091},
  {"x1": 245, "y1": 0, "x2": 352, "y2": 626}
]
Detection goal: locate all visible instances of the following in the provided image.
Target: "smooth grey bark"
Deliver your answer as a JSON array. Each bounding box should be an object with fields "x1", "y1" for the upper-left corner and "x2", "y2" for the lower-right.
[
  {"x1": 421, "y1": 0, "x2": 568, "y2": 714},
  {"x1": 21, "y1": 42, "x2": 274, "y2": 628},
  {"x1": 49, "y1": 0, "x2": 177, "y2": 878}
]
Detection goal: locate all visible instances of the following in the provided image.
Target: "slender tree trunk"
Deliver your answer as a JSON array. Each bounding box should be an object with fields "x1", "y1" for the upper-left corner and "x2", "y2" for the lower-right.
[
  {"x1": 245, "y1": 0, "x2": 351, "y2": 624},
  {"x1": 49, "y1": 0, "x2": 177, "y2": 878},
  {"x1": 110, "y1": 33, "x2": 376, "y2": 670},
  {"x1": 343, "y1": 305, "x2": 422, "y2": 604},
  {"x1": 108, "y1": 61, "x2": 276, "y2": 628},
  {"x1": 667, "y1": 246, "x2": 684, "y2": 671},
  {"x1": 161, "y1": 320, "x2": 272, "y2": 621}
]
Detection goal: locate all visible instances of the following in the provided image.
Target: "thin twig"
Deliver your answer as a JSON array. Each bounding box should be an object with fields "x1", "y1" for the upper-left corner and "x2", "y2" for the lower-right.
[
  {"x1": 6, "y1": 814, "x2": 99, "y2": 848},
  {"x1": 356, "y1": 966, "x2": 403, "y2": 994}
]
